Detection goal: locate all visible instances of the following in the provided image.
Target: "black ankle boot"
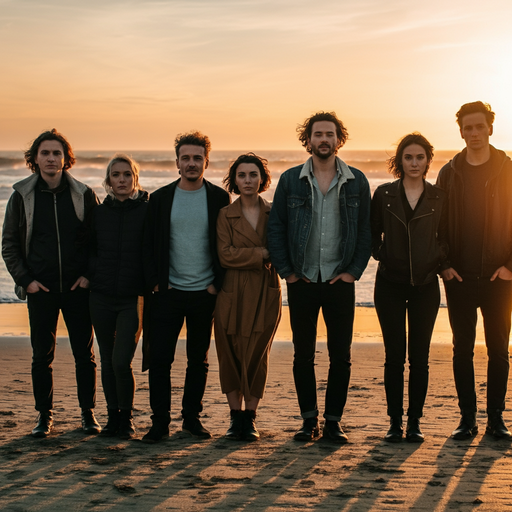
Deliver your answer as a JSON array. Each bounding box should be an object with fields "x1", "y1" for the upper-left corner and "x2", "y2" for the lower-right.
[
  {"x1": 225, "y1": 409, "x2": 243, "y2": 440},
  {"x1": 486, "y1": 410, "x2": 512, "y2": 439},
  {"x1": 406, "y1": 417, "x2": 425, "y2": 443},
  {"x1": 32, "y1": 411, "x2": 53, "y2": 438},
  {"x1": 100, "y1": 409, "x2": 120, "y2": 437},
  {"x1": 243, "y1": 410, "x2": 259, "y2": 442},
  {"x1": 384, "y1": 416, "x2": 403, "y2": 443},
  {"x1": 82, "y1": 409, "x2": 101, "y2": 435},
  {"x1": 118, "y1": 409, "x2": 136, "y2": 439}
]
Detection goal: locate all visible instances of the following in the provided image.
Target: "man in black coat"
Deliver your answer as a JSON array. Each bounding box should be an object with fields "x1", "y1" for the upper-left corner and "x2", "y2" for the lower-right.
[
  {"x1": 437, "y1": 102, "x2": 512, "y2": 440},
  {"x1": 142, "y1": 131, "x2": 230, "y2": 443},
  {"x1": 1, "y1": 129, "x2": 100, "y2": 437}
]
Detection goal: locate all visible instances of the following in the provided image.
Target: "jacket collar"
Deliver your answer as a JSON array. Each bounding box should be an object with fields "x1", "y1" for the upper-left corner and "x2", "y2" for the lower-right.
[
  {"x1": 385, "y1": 179, "x2": 440, "y2": 222},
  {"x1": 14, "y1": 170, "x2": 88, "y2": 198},
  {"x1": 450, "y1": 145, "x2": 510, "y2": 179},
  {"x1": 299, "y1": 156, "x2": 354, "y2": 196},
  {"x1": 224, "y1": 196, "x2": 270, "y2": 246}
]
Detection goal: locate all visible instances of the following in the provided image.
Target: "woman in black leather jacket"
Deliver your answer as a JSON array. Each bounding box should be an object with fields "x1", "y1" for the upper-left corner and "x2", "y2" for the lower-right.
[
  {"x1": 371, "y1": 133, "x2": 446, "y2": 443},
  {"x1": 89, "y1": 154, "x2": 148, "y2": 439}
]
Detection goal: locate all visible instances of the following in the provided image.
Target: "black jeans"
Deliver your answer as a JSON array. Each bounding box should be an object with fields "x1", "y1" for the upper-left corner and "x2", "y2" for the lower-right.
[
  {"x1": 148, "y1": 287, "x2": 216, "y2": 423},
  {"x1": 90, "y1": 292, "x2": 140, "y2": 411},
  {"x1": 27, "y1": 288, "x2": 96, "y2": 412},
  {"x1": 445, "y1": 277, "x2": 512, "y2": 413},
  {"x1": 374, "y1": 273, "x2": 440, "y2": 418},
  {"x1": 287, "y1": 279, "x2": 354, "y2": 421}
]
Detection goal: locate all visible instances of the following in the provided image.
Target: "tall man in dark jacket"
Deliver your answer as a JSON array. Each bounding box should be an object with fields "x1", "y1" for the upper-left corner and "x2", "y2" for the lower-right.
[
  {"x1": 437, "y1": 101, "x2": 512, "y2": 440},
  {"x1": 142, "y1": 131, "x2": 230, "y2": 443},
  {"x1": 1, "y1": 129, "x2": 100, "y2": 437},
  {"x1": 268, "y1": 112, "x2": 371, "y2": 443}
]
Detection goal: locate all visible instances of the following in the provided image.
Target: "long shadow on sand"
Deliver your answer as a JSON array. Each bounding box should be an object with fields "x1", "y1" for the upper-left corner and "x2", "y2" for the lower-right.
[{"x1": 411, "y1": 433, "x2": 512, "y2": 510}]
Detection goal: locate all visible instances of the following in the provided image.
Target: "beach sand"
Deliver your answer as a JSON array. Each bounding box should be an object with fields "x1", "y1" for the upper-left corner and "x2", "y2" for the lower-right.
[{"x1": 1, "y1": 305, "x2": 511, "y2": 511}]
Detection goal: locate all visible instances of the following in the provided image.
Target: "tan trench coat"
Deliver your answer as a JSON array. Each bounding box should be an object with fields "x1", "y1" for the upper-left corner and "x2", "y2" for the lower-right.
[{"x1": 214, "y1": 197, "x2": 281, "y2": 398}]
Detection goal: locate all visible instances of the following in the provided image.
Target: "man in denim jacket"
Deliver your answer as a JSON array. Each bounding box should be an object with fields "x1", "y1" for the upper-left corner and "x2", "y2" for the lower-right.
[{"x1": 268, "y1": 111, "x2": 371, "y2": 443}]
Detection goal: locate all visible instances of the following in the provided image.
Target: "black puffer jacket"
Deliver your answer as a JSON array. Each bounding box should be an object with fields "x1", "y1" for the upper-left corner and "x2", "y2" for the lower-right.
[
  {"x1": 90, "y1": 190, "x2": 149, "y2": 297},
  {"x1": 371, "y1": 180, "x2": 447, "y2": 286}
]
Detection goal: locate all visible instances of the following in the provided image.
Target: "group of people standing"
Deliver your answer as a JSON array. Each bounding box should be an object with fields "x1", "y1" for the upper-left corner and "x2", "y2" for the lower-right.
[{"x1": 2, "y1": 101, "x2": 512, "y2": 446}]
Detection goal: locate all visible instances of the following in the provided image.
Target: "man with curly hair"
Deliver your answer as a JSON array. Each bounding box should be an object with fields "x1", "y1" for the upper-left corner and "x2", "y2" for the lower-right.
[
  {"x1": 142, "y1": 131, "x2": 230, "y2": 443},
  {"x1": 268, "y1": 112, "x2": 371, "y2": 443},
  {"x1": 2, "y1": 129, "x2": 100, "y2": 437},
  {"x1": 437, "y1": 101, "x2": 512, "y2": 440}
]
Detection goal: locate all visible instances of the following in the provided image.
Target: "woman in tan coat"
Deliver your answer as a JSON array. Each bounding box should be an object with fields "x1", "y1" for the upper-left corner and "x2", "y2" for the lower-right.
[{"x1": 214, "y1": 153, "x2": 281, "y2": 441}]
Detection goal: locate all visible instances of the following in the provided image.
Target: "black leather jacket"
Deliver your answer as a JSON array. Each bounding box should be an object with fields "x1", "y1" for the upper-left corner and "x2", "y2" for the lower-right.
[{"x1": 371, "y1": 179, "x2": 447, "y2": 285}]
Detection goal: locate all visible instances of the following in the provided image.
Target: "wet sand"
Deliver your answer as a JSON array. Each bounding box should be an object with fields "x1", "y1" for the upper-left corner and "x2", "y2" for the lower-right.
[{"x1": 0, "y1": 305, "x2": 511, "y2": 511}]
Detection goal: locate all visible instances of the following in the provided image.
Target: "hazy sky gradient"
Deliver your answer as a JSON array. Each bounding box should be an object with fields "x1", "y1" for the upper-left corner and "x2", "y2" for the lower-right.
[{"x1": 1, "y1": 0, "x2": 511, "y2": 150}]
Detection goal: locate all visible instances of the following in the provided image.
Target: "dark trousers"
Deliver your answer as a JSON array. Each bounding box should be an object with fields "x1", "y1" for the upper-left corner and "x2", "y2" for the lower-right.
[
  {"x1": 445, "y1": 277, "x2": 512, "y2": 413},
  {"x1": 148, "y1": 288, "x2": 216, "y2": 423},
  {"x1": 374, "y1": 273, "x2": 440, "y2": 418},
  {"x1": 287, "y1": 279, "x2": 354, "y2": 421},
  {"x1": 27, "y1": 288, "x2": 96, "y2": 412},
  {"x1": 90, "y1": 292, "x2": 140, "y2": 411}
]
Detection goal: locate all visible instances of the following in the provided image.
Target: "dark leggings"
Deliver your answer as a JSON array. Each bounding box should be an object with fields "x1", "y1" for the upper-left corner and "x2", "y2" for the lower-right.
[
  {"x1": 374, "y1": 272, "x2": 440, "y2": 418},
  {"x1": 90, "y1": 292, "x2": 140, "y2": 411}
]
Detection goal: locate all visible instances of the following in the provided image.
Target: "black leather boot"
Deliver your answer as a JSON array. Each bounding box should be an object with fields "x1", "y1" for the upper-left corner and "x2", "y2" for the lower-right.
[
  {"x1": 225, "y1": 410, "x2": 243, "y2": 440},
  {"x1": 82, "y1": 409, "x2": 101, "y2": 435},
  {"x1": 243, "y1": 410, "x2": 259, "y2": 442},
  {"x1": 406, "y1": 417, "x2": 424, "y2": 443},
  {"x1": 118, "y1": 409, "x2": 136, "y2": 440},
  {"x1": 452, "y1": 412, "x2": 478, "y2": 440},
  {"x1": 99, "y1": 409, "x2": 120, "y2": 437},
  {"x1": 294, "y1": 417, "x2": 319, "y2": 441},
  {"x1": 486, "y1": 410, "x2": 512, "y2": 439},
  {"x1": 384, "y1": 416, "x2": 403, "y2": 443},
  {"x1": 32, "y1": 411, "x2": 53, "y2": 438}
]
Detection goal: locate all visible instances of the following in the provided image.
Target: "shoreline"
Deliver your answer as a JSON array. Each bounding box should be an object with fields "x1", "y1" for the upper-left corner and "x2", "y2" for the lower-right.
[{"x1": 0, "y1": 302, "x2": 484, "y2": 344}]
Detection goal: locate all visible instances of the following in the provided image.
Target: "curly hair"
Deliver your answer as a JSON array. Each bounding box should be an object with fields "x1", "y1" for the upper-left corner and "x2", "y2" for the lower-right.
[
  {"x1": 223, "y1": 153, "x2": 271, "y2": 195},
  {"x1": 174, "y1": 131, "x2": 211, "y2": 161},
  {"x1": 24, "y1": 129, "x2": 76, "y2": 173},
  {"x1": 456, "y1": 101, "x2": 495, "y2": 129},
  {"x1": 297, "y1": 111, "x2": 349, "y2": 154},
  {"x1": 103, "y1": 153, "x2": 142, "y2": 197},
  {"x1": 387, "y1": 132, "x2": 434, "y2": 179}
]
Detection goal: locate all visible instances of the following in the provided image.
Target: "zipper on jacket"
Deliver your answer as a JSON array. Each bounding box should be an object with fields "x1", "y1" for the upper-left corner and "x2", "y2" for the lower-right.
[
  {"x1": 389, "y1": 209, "x2": 432, "y2": 286},
  {"x1": 407, "y1": 212, "x2": 432, "y2": 286},
  {"x1": 53, "y1": 193, "x2": 63, "y2": 293}
]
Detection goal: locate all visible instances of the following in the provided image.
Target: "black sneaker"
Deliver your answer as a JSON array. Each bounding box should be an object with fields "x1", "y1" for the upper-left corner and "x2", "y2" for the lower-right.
[{"x1": 182, "y1": 417, "x2": 211, "y2": 439}]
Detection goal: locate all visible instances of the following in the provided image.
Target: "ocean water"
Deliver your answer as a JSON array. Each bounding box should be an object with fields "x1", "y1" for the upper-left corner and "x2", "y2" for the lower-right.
[{"x1": 0, "y1": 149, "x2": 455, "y2": 304}]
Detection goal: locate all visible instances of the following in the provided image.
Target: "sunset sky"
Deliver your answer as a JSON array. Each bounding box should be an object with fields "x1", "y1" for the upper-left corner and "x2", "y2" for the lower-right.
[{"x1": 1, "y1": 0, "x2": 511, "y2": 151}]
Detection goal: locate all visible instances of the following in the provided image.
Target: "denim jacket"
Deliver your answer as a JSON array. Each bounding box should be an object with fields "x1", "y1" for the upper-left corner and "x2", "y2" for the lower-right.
[{"x1": 267, "y1": 157, "x2": 371, "y2": 280}]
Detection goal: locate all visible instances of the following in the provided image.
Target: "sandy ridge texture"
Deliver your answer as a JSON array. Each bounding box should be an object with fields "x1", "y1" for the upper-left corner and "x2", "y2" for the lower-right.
[{"x1": 1, "y1": 335, "x2": 512, "y2": 511}]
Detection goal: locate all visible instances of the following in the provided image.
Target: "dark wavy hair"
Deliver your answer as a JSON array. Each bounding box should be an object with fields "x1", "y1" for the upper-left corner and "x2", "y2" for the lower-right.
[
  {"x1": 223, "y1": 153, "x2": 271, "y2": 195},
  {"x1": 174, "y1": 131, "x2": 211, "y2": 162},
  {"x1": 297, "y1": 111, "x2": 349, "y2": 154},
  {"x1": 387, "y1": 132, "x2": 434, "y2": 179},
  {"x1": 456, "y1": 101, "x2": 495, "y2": 129},
  {"x1": 24, "y1": 129, "x2": 76, "y2": 173}
]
